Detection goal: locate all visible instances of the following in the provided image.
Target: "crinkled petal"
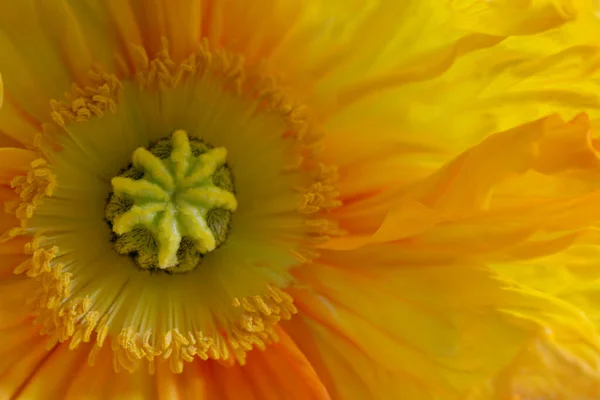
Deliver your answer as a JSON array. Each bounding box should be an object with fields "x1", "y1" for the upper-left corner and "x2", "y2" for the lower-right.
[
  {"x1": 327, "y1": 113, "x2": 600, "y2": 250},
  {"x1": 450, "y1": 0, "x2": 579, "y2": 36},
  {"x1": 351, "y1": 111, "x2": 600, "y2": 397},
  {"x1": 468, "y1": 331, "x2": 600, "y2": 399},
  {"x1": 284, "y1": 252, "x2": 600, "y2": 399}
]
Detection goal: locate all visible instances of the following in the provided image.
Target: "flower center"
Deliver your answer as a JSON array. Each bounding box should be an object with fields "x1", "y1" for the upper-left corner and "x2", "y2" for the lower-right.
[
  {"x1": 105, "y1": 130, "x2": 236, "y2": 273},
  {"x1": 4, "y1": 38, "x2": 341, "y2": 374}
]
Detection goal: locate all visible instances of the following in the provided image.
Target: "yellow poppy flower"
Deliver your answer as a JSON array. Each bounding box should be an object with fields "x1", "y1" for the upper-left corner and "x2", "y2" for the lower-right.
[{"x1": 0, "y1": 1, "x2": 599, "y2": 399}]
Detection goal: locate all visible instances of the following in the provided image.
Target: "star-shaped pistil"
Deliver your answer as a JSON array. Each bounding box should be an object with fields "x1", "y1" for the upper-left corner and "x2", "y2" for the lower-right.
[{"x1": 111, "y1": 130, "x2": 237, "y2": 269}]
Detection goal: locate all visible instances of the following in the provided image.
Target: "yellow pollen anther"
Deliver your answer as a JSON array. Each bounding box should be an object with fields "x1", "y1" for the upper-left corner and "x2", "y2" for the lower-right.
[
  {"x1": 107, "y1": 130, "x2": 237, "y2": 271},
  {"x1": 5, "y1": 159, "x2": 57, "y2": 227}
]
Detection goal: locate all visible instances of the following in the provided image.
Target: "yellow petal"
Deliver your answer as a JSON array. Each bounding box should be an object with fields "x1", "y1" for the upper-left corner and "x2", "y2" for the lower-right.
[
  {"x1": 287, "y1": 257, "x2": 551, "y2": 399},
  {"x1": 0, "y1": 332, "x2": 49, "y2": 399},
  {"x1": 450, "y1": 0, "x2": 578, "y2": 36},
  {"x1": 0, "y1": 1, "x2": 75, "y2": 120},
  {"x1": 127, "y1": 0, "x2": 201, "y2": 62},
  {"x1": 284, "y1": 316, "x2": 415, "y2": 400},
  {"x1": 412, "y1": 113, "x2": 593, "y2": 216},
  {"x1": 468, "y1": 332, "x2": 600, "y2": 399}
]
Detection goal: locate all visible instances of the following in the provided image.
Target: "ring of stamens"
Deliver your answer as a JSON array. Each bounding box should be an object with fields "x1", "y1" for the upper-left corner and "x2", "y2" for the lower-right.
[
  {"x1": 105, "y1": 130, "x2": 236, "y2": 274},
  {"x1": 5, "y1": 38, "x2": 342, "y2": 373}
]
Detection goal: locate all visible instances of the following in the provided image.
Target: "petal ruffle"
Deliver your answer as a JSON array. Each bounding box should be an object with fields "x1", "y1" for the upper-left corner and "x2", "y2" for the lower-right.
[
  {"x1": 383, "y1": 111, "x2": 600, "y2": 397},
  {"x1": 326, "y1": 113, "x2": 600, "y2": 249},
  {"x1": 310, "y1": 112, "x2": 600, "y2": 397},
  {"x1": 450, "y1": 0, "x2": 578, "y2": 36},
  {"x1": 468, "y1": 330, "x2": 600, "y2": 399},
  {"x1": 285, "y1": 255, "x2": 597, "y2": 400}
]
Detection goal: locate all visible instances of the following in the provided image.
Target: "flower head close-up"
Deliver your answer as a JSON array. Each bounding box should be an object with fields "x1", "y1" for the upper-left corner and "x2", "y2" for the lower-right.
[{"x1": 3, "y1": 1, "x2": 600, "y2": 399}]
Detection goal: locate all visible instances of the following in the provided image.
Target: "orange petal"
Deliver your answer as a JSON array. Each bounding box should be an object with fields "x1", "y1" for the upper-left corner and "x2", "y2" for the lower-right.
[
  {"x1": 153, "y1": 360, "x2": 214, "y2": 400},
  {"x1": 63, "y1": 344, "x2": 155, "y2": 400},
  {"x1": 0, "y1": 1, "x2": 75, "y2": 120},
  {"x1": 0, "y1": 333, "x2": 50, "y2": 399},
  {"x1": 125, "y1": 0, "x2": 201, "y2": 63},
  {"x1": 0, "y1": 148, "x2": 37, "y2": 185},
  {"x1": 0, "y1": 96, "x2": 43, "y2": 147},
  {"x1": 14, "y1": 344, "x2": 87, "y2": 399},
  {"x1": 208, "y1": 327, "x2": 330, "y2": 400}
]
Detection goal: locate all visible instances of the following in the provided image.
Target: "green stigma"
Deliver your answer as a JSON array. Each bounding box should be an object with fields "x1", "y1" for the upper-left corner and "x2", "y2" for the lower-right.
[{"x1": 105, "y1": 130, "x2": 236, "y2": 273}]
